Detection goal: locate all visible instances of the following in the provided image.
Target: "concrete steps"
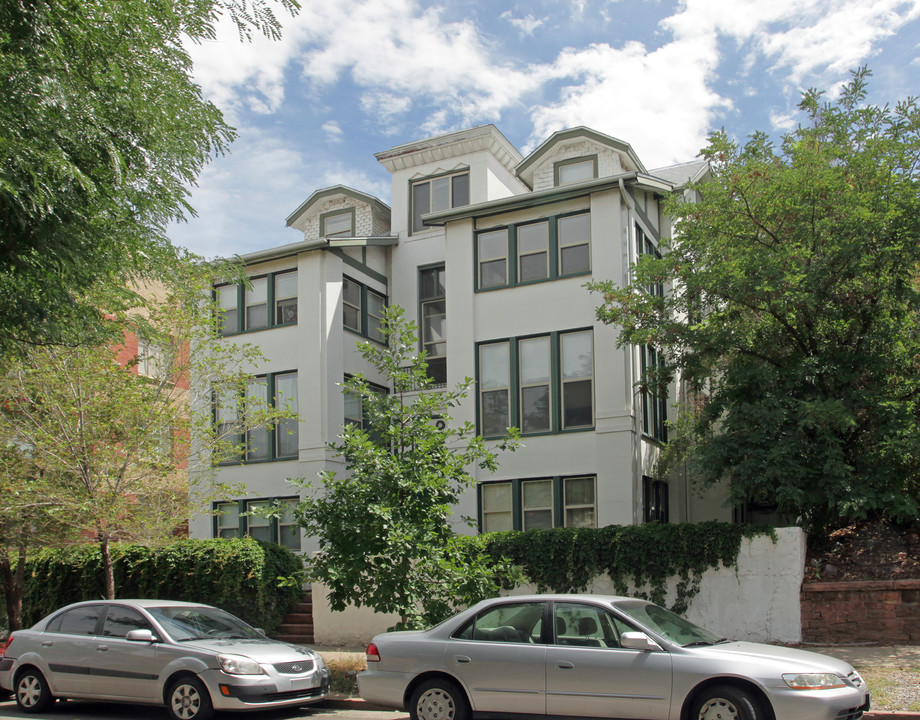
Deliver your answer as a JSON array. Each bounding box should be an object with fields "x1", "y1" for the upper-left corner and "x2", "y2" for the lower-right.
[{"x1": 273, "y1": 586, "x2": 314, "y2": 644}]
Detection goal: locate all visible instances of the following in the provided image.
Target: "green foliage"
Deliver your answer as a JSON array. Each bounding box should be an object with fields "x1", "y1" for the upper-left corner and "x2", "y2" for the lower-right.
[
  {"x1": 0, "y1": 0, "x2": 298, "y2": 355},
  {"x1": 293, "y1": 307, "x2": 520, "y2": 629},
  {"x1": 590, "y1": 68, "x2": 920, "y2": 535},
  {"x1": 18, "y1": 539, "x2": 303, "y2": 631},
  {"x1": 483, "y1": 522, "x2": 774, "y2": 614}
]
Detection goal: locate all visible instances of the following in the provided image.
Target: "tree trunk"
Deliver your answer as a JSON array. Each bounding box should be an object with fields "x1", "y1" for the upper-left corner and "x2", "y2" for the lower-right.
[
  {"x1": 101, "y1": 536, "x2": 115, "y2": 599},
  {"x1": 0, "y1": 545, "x2": 26, "y2": 630}
]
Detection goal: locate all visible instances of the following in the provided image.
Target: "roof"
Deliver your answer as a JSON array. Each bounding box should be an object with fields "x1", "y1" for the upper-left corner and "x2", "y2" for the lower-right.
[
  {"x1": 648, "y1": 159, "x2": 710, "y2": 188},
  {"x1": 375, "y1": 124, "x2": 523, "y2": 175},
  {"x1": 285, "y1": 185, "x2": 390, "y2": 231}
]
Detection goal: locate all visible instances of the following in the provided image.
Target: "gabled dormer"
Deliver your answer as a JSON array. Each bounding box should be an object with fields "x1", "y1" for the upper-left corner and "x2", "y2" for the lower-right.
[
  {"x1": 286, "y1": 185, "x2": 391, "y2": 241},
  {"x1": 516, "y1": 127, "x2": 647, "y2": 192}
]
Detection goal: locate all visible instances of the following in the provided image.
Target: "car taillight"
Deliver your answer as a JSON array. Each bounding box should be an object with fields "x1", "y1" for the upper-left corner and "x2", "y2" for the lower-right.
[
  {"x1": 366, "y1": 642, "x2": 380, "y2": 663},
  {"x1": 0, "y1": 636, "x2": 13, "y2": 657}
]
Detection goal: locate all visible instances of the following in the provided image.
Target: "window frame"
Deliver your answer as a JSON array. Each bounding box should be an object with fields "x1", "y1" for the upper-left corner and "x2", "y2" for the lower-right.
[
  {"x1": 478, "y1": 475, "x2": 597, "y2": 532},
  {"x1": 554, "y1": 155, "x2": 598, "y2": 186},
  {"x1": 215, "y1": 270, "x2": 298, "y2": 336},
  {"x1": 213, "y1": 371, "x2": 299, "y2": 465},
  {"x1": 419, "y1": 265, "x2": 447, "y2": 385},
  {"x1": 212, "y1": 496, "x2": 301, "y2": 550},
  {"x1": 475, "y1": 211, "x2": 591, "y2": 291},
  {"x1": 640, "y1": 344, "x2": 667, "y2": 442},
  {"x1": 643, "y1": 476, "x2": 669, "y2": 524},
  {"x1": 321, "y1": 208, "x2": 356, "y2": 238},
  {"x1": 342, "y1": 275, "x2": 387, "y2": 344},
  {"x1": 410, "y1": 169, "x2": 470, "y2": 235},
  {"x1": 477, "y1": 329, "x2": 594, "y2": 439}
]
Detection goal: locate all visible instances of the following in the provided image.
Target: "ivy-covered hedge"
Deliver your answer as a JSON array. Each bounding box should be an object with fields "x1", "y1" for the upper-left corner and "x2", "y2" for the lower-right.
[
  {"x1": 20, "y1": 538, "x2": 304, "y2": 630},
  {"x1": 481, "y1": 521, "x2": 774, "y2": 614}
]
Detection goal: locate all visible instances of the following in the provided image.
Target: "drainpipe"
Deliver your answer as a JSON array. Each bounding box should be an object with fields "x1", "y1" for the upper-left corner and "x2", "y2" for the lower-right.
[{"x1": 619, "y1": 178, "x2": 643, "y2": 525}]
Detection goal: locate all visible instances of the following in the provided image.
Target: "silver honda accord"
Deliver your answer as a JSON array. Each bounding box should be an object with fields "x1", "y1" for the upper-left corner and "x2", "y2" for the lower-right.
[
  {"x1": 0, "y1": 599, "x2": 330, "y2": 720},
  {"x1": 358, "y1": 594, "x2": 870, "y2": 720}
]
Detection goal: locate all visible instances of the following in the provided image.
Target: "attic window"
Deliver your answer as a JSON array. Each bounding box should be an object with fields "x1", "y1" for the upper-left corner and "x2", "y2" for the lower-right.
[
  {"x1": 554, "y1": 156, "x2": 597, "y2": 186},
  {"x1": 322, "y1": 208, "x2": 355, "y2": 238},
  {"x1": 411, "y1": 170, "x2": 470, "y2": 233}
]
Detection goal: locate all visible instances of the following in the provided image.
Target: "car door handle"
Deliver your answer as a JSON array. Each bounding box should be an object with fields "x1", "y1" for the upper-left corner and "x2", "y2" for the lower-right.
[
  {"x1": 41, "y1": 641, "x2": 52, "y2": 647},
  {"x1": 96, "y1": 645, "x2": 109, "y2": 652},
  {"x1": 455, "y1": 656, "x2": 471, "y2": 664},
  {"x1": 556, "y1": 661, "x2": 575, "y2": 669}
]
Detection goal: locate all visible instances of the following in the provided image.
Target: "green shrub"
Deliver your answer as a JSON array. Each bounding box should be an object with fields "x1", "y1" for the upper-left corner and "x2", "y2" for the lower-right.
[
  {"x1": 482, "y1": 521, "x2": 774, "y2": 614},
  {"x1": 20, "y1": 538, "x2": 304, "y2": 631}
]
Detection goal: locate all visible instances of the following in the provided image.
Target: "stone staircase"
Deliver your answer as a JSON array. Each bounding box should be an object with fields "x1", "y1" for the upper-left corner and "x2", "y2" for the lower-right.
[{"x1": 273, "y1": 586, "x2": 314, "y2": 644}]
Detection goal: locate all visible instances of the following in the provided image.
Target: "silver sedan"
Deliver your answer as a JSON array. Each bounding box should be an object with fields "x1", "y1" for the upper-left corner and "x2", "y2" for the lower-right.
[
  {"x1": 0, "y1": 599, "x2": 330, "y2": 720},
  {"x1": 358, "y1": 594, "x2": 870, "y2": 720}
]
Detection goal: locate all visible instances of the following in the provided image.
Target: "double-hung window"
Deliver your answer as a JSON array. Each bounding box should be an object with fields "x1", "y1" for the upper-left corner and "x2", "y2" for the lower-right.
[
  {"x1": 213, "y1": 371, "x2": 299, "y2": 464},
  {"x1": 640, "y1": 345, "x2": 668, "y2": 442},
  {"x1": 343, "y1": 276, "x2": 386, "y2": 342},
  {"x1": 322, "y1": 208, "x2": 355, "y2": 237},
  {"x1": 636, "y1": 223, "x2": 664, "y2": 298},
  {"x1": 643, "y1": 476, "x2": 670, "y2": 523},
  {"x1": 411, "y1": 170, "x2": 470, "y2": 234},
  {"x1": 478, "y1": 329, "x2": 594, "y2": 438},
  {"x1": 554, "y1": 156, "x2": 598, "y2": 186},
  {"x1": 216, "y1": 271, "x2": 297, "y2": 335},
  {"x1": 476, "y1": 211, "x2": 590, "y2": 290},
  {"x1": 214, "y1": 497, "x2": 300, "y2": 550},
  {"x1": 479, "y1": 475, "x2": 597, "y2": 532},
  {"x1": 419, "y1": 265, "x2": 447, "y2": 384}
]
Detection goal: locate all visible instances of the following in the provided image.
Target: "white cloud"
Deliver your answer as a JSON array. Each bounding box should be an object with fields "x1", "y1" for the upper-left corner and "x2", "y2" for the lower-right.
[
  {"x1": 500, "y1": 10, "x2": 546, "y2": 36},
  {"x1": 322, "y1": 120, "x2": 344, "y2": 143}
]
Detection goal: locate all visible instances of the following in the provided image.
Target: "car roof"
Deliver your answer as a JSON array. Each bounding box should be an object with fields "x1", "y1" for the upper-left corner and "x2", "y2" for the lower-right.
[{"x1": 57, "y1": 599, "x2": 213, "y2": 610}]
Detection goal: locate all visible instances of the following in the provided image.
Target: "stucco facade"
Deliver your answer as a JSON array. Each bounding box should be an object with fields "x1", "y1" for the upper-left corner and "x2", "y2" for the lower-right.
[{"x1": 188, "y1": 124, "x2": 728, "y2": 552}]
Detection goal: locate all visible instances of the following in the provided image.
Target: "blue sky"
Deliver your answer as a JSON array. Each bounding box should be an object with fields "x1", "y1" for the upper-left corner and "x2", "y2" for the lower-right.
[{"x1": 168, "y1": 0, "x2": 920, "y2": 259}]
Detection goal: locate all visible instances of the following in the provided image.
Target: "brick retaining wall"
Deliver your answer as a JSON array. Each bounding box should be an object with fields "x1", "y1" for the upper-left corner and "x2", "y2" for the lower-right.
[{"x1": 801, "y1": 579, "x2": 920, "y2": 644}]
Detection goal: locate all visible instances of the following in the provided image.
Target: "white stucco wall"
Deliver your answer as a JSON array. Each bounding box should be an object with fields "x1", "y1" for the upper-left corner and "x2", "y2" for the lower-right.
[{"x1": 311, "y1": 526, "x2": 805, "y2": 646}]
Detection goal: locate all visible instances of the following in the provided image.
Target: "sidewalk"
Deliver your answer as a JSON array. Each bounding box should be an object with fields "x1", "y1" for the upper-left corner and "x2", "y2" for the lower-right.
[{"x1": 317, "y1": 645, "x2": 920, "y2": 720}]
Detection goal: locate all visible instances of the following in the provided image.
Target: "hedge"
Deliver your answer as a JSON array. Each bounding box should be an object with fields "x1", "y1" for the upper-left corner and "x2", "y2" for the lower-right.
[{"x1": 18, "y1": 538, "x2": 304, "y2": 631}]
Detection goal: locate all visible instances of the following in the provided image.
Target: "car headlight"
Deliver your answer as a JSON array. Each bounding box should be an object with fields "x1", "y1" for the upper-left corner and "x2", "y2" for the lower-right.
[
  {"x1": 217, "y1": 654, "x2": 265, "y2": 675},
  {"x1": 782, "y1": 672, "x2": 846, "y2": 690}
]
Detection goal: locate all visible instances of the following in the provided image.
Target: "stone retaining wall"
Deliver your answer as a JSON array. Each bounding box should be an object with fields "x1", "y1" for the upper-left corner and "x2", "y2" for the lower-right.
[{"x1": 800, "y1": 579, "x2": 920, "y2": 644}]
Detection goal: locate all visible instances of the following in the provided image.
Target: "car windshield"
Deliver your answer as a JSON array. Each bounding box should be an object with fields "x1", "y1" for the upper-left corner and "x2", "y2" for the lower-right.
[
  {"x1": 616, "y1": 601, "x2": 725, "y2": 647},
  {"x1": 147, "y1": 606, "x2": 263, "y2": 642}
]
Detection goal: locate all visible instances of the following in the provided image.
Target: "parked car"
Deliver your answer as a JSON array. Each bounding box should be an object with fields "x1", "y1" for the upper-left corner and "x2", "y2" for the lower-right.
[
  {"x1": 358, "y1": 594, "x2": 871, "y2": 720},
  {"x1": 0, "y1": 599, "x2": 330, "y2": 720}
]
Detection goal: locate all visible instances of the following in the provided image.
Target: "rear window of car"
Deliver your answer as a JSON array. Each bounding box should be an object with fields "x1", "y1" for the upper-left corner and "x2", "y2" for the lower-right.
[{"x1": 47, "y1": 605, "x2": 105, "y2": 636}]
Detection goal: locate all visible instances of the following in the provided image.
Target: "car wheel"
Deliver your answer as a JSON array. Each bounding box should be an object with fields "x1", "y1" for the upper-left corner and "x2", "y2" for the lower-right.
[
  {"x1": 14, "y1": 668, "x2": 53, "y2": 713},
  {"x1": 691, "y1": 685, "x2": 762, "y2": 720},
  {"x1": 166, "y1": 677, "x2": 214, "y2": 720},
  {"x1": 410, "y1": 679, "x2": 470, "y2": 720}
]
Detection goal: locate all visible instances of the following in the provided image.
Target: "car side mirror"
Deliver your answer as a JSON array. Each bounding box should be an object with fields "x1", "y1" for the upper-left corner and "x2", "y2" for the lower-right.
[
  {"x1": 621, "y1": 632, "x2": 662, "y2": 652},
  {"x1": 125, "y1": 629, "x2": 158, "y2": 643}
]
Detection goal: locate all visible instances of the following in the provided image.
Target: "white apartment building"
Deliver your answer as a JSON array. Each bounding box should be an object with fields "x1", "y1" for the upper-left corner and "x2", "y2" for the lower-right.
[{"x1": 189, "y1": 125, "x2": 730, "y2": 553}]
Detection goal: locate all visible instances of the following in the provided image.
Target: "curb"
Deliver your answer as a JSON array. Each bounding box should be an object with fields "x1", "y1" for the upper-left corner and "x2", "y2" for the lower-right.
[{"x1": 324, "y1": 696, "x2": 920, "y2": 719}]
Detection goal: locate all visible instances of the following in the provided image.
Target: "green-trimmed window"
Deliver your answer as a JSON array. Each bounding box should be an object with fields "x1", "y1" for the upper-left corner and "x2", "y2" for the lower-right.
[
  {"x1": 643, "y1": 476, "x2": 669, "y2": 523},
  {"x1": 343, "y1": 276, "x2": 387, "y2": 342},
  {"x1": 419, "y1": 265, "x2": 447, "y2": 384},
  {"x1": 322, "y1": 208, "x2": 355, "y2": 237},
  {"x1": 640, "y1": 345, "x2": 667, "y2": 442},
  {"x1": 478, "y1": 330, "x2": 594, "y2": 438},
  {"x1": 214, "y1": 497, "x2": 300, "y2": 550},
  {"x1": 478, "y1": 475, "x2": 596, "y2": 532},
  {"x1": 213, "y1": 371, "x2": 299, "y2": 465},
  {"x1": 554, "y1": 156, "x2": 598, "y2": 186},
  {"x1": 475, "y1": 211, "x2": 590, "y2": 291},
  {"x1": 411, "y1": 170, "x2": 470, "y2": 234},
  {"x1": 215, "y1": 270, "x2": 297, "y2": 335}
]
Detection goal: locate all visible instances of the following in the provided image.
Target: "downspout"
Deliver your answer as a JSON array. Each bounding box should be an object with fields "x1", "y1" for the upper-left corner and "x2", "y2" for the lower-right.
[{"x1": 619, "y1": 178, "x2": 643, "y2": 525}]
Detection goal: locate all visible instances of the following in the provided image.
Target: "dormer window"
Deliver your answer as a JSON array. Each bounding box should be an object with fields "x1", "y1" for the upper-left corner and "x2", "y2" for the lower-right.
[
  {"x1": 322, "y1": 208, "x2": 355, "y2": 237},
  {"x1": 554, "y1": 156, "x2": 598, "y2": 186},
  {"x1": 411, "y1": 170, "x2": 470, "y2": 233}
]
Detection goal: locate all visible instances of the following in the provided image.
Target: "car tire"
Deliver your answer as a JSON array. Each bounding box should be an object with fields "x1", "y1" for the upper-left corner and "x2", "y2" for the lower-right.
[
  {"x1": 409, "y1": 678, "x2": 470, "y2": 720},
  {"x1": 166, "y1": 676, "x2": 214, "y2": 720},
  {"x1": 691, "y1": 685, "x2": 762, "y2": 720},
  {"x1": 14, "y1": 667, "x2": 53, "y2": 713}
]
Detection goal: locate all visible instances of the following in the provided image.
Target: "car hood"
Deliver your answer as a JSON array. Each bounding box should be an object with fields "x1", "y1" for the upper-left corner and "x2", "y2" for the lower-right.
[
  {"x1": 177, "y1": 638, "x2": 318, "y2": 663},
  {"x1": 692, "y1": 641, "x2": 855, "y2": 674}
]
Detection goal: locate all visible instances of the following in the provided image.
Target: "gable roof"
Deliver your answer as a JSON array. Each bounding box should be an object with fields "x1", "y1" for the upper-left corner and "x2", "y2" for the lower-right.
[
  {"x1": 285, "y1": 185, "x2": 390, "y2": 231},
  {"x1": 516, "y1": 127, "x2": 647, "y2": 188}
]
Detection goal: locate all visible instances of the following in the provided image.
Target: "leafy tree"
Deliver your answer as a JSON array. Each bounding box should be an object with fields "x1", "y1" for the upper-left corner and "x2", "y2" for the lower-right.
[
  {"x1": 591, "y1": 68, "x2": 920, "y2": 534},
  {"x1": 0, "y1": 0, "x2": 298, "y2": 356},
  {"x1": 291, "y1": 307, "x2": 520, "y2": 629},
  {"x1": 0, "y1": 260, "x2": 295, "y2": 625}
]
